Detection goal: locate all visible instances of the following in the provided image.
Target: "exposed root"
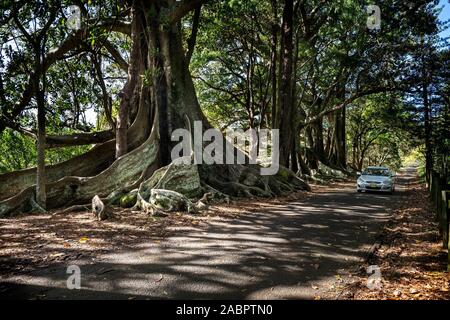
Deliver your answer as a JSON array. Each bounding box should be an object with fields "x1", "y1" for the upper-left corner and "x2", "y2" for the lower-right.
[
  {"x1": 0, "y1": 128, "x2": 159, "y2": 217},
  {"x1": 0, "y1": 135, "x2": 310, "y2": 218},
  {"x1": 55, "y1": 204, "x2": 90, "y2": 215},
  {"x1": 92, "y1": 195, "x2": 111, "y2": 221},
  {"x1": 0, "y1": 187, "x2": 37, "y2": 217},
  {"x1": 0, "y1": 94, "x2": 153, "y2": 201}
]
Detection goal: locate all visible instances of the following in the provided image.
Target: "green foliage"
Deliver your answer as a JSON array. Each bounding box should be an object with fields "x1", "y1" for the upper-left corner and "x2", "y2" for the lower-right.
[
  {"x1": 0, "y1": 129, "x2": 36, "y2": 172},
  {"x1": 346, "y1": 94, "x2": 416, "y2": 171},
  {"x1": 0, "y1": 0, "x2": 128, "y2": 173},
  {"x1": 0, "y1": 129, "x2": 91, "y2": 173},
  {"x1": 0, "y1": 0, "x2": 447, "y2": 180}
]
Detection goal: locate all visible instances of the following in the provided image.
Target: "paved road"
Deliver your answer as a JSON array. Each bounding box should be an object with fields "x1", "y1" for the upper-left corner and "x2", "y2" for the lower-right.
[{"x1": 0, "y1": 169, "x2": 415, "y2": 299}]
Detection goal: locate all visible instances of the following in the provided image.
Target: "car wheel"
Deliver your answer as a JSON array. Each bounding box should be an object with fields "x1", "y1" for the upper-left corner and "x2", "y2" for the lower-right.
[{"x1": 357, "y1": 190, "x2": 362, "y2": 193}]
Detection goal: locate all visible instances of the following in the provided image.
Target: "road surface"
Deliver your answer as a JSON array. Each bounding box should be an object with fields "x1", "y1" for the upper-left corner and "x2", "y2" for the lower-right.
[{"x1": 0, "y1": 169, "x2": 415, "y2": 299}]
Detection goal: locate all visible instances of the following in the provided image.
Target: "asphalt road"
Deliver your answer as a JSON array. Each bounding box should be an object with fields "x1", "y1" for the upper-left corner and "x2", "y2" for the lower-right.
[{"x1": 0, "y1": 169, "x2": 415, "y2": 299}]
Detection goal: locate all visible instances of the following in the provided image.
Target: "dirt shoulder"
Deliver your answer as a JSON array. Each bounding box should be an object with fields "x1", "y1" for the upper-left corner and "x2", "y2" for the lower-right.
[{"x1": 337, "y1": 177, "x2": 450, "y2": 300}]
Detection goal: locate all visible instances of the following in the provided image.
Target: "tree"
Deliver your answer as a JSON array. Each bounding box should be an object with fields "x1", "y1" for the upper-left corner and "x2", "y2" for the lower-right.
[
  {"x1": 276, "y1": 0, "x2": 294, "y2": 167},
  {"x1": 0, "y1": 0, "x2": 308, "y2": 216},
  {"x1": 0, "y1": 0, "x2": 447, "y2": 216},
  {"x1": 347, "y1": 94, "x2": 414, "y2": 171}
]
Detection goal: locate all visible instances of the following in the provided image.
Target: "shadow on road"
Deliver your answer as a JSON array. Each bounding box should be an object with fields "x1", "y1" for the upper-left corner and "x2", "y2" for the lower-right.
[{"x1": 0, "y1": 169, "x2": 416, "y2": 299}]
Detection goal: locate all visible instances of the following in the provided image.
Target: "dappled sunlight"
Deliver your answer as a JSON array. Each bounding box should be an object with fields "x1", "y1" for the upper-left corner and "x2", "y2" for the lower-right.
[{"x1": 0, "y1": 173, "x2": 412, "y2": 299}]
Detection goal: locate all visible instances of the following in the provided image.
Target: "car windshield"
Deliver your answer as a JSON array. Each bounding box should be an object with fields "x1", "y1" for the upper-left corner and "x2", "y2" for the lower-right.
[{"x1": 362, "y1": 168, "x2": 390, "y2": 176}]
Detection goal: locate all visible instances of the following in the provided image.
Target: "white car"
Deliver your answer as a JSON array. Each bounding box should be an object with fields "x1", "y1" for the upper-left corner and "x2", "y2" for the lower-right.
[{"x1": 356, "y1": 166, "x2": 396, "y2": 193}]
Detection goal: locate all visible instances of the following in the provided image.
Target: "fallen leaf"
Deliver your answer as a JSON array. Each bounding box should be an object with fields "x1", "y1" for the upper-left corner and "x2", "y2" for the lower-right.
[
  {"x1": 49, "y1": 253, "x2": 64, "y2": 258},
  {"x1": 79, "y1": 237, "x2": 89, "y2": 243}
]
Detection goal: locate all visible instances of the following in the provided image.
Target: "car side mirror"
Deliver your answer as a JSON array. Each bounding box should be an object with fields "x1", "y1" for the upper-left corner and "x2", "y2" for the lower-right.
[{"x1": 357, "y1": 171, "x2": 361, "y2": 176}]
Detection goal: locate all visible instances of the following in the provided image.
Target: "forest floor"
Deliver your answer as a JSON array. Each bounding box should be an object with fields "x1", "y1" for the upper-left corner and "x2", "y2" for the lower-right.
[{"x1": 0, "y1": 168, "x2": 448, "y2": 299}]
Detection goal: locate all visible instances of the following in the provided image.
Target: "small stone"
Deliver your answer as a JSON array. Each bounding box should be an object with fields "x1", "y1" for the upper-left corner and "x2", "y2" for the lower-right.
[{"x1": 195, "y1": 201, "x2": 208, "y2": 211}]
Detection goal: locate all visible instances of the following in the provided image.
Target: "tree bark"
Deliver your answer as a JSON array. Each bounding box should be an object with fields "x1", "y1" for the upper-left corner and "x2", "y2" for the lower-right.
[
  {"x1": 270, "y1": 0, "x2": 278, "y2": 129},
  {"x1": 422, "y1": 55, "x2": 432, "y2": 183},
  {"x1": 277, "y1": 0, "x2": 294, "y2": 167},
  {"x1": 116, "y1": 5, "x2": 143, "y2": 159},
  {"x1": 185, "y1": 5, "x2": 201, "y2": 64},
  {"x1": 331, "y1": 106, "x2": 346, "y2": 168},
  {"x1": 35, "y1": 47, "x2": 46, "y2": 209},
  {"x1": 0, "y1": 0, "x2": 311, "y2": 216}
]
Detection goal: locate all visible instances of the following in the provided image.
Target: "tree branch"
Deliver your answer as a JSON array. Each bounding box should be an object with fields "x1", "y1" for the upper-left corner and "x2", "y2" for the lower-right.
[
  {"x1": 0, "y1": 20, "x2": 131, "y2": 135},
  {"x1": 45, "y1": 130, "x2": 114, "y2": 148},
  {"x1": 303, "y1": 87, "x2": 408, "y2": 126},
  {"x1": 185, "y1": 4, "x2": 202, "y2": 64},
  {"x1": 169, "y1": 0, "x2": 209, "y2": 24},
  {"x1": 102, "y1": 39, "x2": 129, "y2": 71}
]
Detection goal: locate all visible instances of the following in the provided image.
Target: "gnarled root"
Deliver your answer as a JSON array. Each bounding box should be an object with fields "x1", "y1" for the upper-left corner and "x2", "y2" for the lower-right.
[
  {"x1": 0, "y1": 129, "x2": 159, "y2": 217},
  {"x1": 0, "y1": 138, "x2": 310, "y2": 218},
  {"x1": 92, "y1": 195, "x2": 112, "y2": 221}
]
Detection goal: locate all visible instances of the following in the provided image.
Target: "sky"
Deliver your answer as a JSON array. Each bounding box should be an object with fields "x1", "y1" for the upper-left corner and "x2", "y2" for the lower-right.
[{"x1": 439, "y1": 0, "x2": 450, "y2": 41}]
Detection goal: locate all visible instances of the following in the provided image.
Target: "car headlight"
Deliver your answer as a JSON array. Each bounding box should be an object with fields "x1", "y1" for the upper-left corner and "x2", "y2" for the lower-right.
[
  {"x1": 358, "y1": 178, "x2": 366, "y2": 183},
  {"x1": 383, "y1": 180, "x2": 392, "y2": 185}
]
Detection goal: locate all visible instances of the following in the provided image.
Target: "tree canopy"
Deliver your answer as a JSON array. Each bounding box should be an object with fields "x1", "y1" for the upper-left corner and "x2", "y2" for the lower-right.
[{"x1": 0, "y1": 0, "x2": 448, "y2": 215}]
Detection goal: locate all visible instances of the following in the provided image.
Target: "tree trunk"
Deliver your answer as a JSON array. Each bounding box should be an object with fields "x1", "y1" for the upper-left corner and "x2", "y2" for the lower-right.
[
  {"x1": 270, "y1": 0, "x2": 278, "y2": 129},
  {"x1": 34, "y1": 40, "x2": 46, "y2": 209},
  {"x1": 290, "y1": 134, "x2": 298, "y2": 172},
  {"x1": 332, "y1": 107, "x2": 346, "y2": 168},
  {"x1": 0, "y1": 0, "x2": 310, "y2": 217},
  {"x1": 116, "y1": 5, "x2": 142, "y2": 159},
  {"x1": 313, "y1": 120, "x2": 325, "y2": 162},
  {"x1": 277, "y1": 0, "x2": 294, "y2": 167},
  {"x1": 422, "y1": 55, "x2": 432, "y2": 183}
]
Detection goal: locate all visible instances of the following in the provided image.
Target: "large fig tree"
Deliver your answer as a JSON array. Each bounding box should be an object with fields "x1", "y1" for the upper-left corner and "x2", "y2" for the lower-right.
[{"x1": 0, "y1": 0, "x2": 308, "y2": 216}]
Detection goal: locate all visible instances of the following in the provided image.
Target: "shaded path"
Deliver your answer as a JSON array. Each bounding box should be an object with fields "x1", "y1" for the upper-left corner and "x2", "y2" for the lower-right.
[{"x1": 0, "y1": 169, "x2": 415, "y2": 299}]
